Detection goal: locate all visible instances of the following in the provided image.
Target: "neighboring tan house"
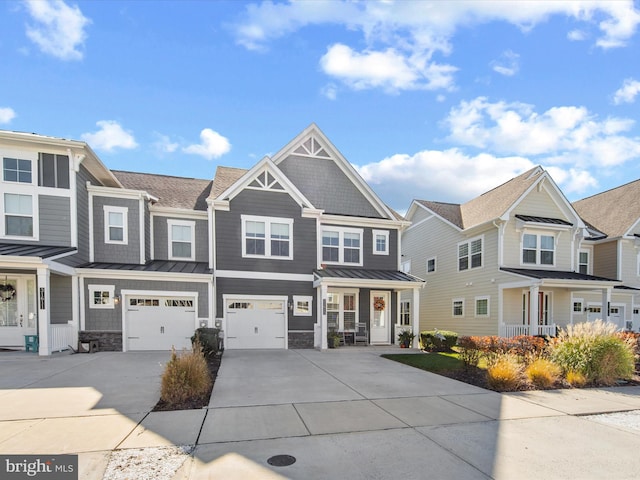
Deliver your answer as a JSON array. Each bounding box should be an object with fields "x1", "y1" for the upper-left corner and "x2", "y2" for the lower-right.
[
  {"x1": 0, "y1": 124, "x2": 423, "y2": 354},
  {"x1": 401, "y1": 166, "x2": 636, "y2": 338},
  {"x1": 573, "y1": 179, "x2": 640, "y2": 331}
]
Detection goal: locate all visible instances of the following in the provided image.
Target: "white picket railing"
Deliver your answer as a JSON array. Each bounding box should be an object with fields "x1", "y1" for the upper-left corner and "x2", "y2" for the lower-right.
[
  {"x1": 50, "y1": 323, "x2": 77, "y2": 353},
  {"x1": 500, "y1": 324, "x2": 557, "y2": 338}
]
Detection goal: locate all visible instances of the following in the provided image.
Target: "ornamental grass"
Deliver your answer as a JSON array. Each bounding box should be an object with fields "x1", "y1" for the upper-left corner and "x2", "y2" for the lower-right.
[{"x1": 160, "y1": 341, "x2": 212, "y2": 406}]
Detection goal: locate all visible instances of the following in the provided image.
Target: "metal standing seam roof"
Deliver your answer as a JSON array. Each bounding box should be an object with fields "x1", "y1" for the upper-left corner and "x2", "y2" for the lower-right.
[
  {"x1": 514, "y1": 215, "x2": 572, "y2": 226},
  {"x1": 0, "y1": 243, "x2": 77, "y2": 258},
  {"x1": 500, "y1": 267, "x2": 619, "y2": 283},
  {"x1": 79, "y1": 260, "x2": 212, "y2": 275},
  {"x1": 314, "y1": 267, "x2": 424, "y2": 283}
]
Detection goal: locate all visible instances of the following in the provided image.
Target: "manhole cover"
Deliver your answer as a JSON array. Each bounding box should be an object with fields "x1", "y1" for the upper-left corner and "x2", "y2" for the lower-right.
[{"x1": 267, "y1": 455, "x2": 296, "y2": 467}]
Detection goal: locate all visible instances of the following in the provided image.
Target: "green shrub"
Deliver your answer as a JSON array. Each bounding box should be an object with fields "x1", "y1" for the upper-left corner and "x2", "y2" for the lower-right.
[
  {"x1": 457, "y1": 336, "x2": 481, "y2": 368},
  {"x1": 160, "y1": 343, "x2": 212, "y2": 406},
  {"x1": 191, "y1": 327, "x2": 222, "y2": 357},
  {"x1": 549, "y1": 320, "x2": 635, "y2": 386},
  {"x1": 420, "y1": 329, "x2": 458, "y2": 352},
  {"x1": 525, "y1": 358, "x2": 561, "y2": 389},
  {"x1": 487, "y1": 354, "x2": 523, "y2": 391}
]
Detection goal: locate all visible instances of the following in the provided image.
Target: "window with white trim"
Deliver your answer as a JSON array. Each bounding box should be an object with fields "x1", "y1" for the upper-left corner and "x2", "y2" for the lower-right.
[
  {"x1": 372, "y1": 229, "x2": 389, "y2": 255},
  {"x1": 38, "y1": 153, "x2": 69, "y2": 189},
  {"x1": 242, "y1": 215, "x2": 293, "y2": 260},
  {"x1": 89, "y1": 285, "x2": 115, "y2": 309},
  {"x1": 475, "y1": 296, "x2": 489, "y2": 317},
  {"x1": 293, "y1": 295, "x2": 312, "y2": 316},
  {"x1": 578, "y1": 250, "x2": 589, "y2": 274},
  {"x1": 168, "y1": 219, "x2": 195, "y2": 260},
  {"x1": 452, "y1": 298, "x2": 464, "y2": 317},
  {"x1": 3, "y1": 193, "x2": 34, "y2": 237},
  {"x1": 321, "y1": 227, "x2": 363, "y2": 265},
  {"x1": 458, "y1": 237, "x2": 482, "y2": 271},
  {"x1": 573, "y1": 299, "x2": 583, "y2": 313},
  {"x1": 327, "y1": 291, "x2": 358, "y2": 331},
  {"x1": 3, "y1": 157, "x2": 32, "y2": 184},
  {"x1": 522, "y1": 233, "x2": 554, "y2": 266},
  {"x1": 426, "y1": 257, "x2": 436, "y2": 274},
  {"x1": 400, "y1": 301, "x2": 410, "y2": 326},
  {"x1": 104, "y1": 206, "x2": 128, "y2": 244}
]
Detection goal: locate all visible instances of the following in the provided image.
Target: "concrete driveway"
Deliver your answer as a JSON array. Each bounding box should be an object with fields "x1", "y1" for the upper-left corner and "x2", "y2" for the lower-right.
[{"x1": 1, "y1": 348, "x2": 640, "y2": 479}]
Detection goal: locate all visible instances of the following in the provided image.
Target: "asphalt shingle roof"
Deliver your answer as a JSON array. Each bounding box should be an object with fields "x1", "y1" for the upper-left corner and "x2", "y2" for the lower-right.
[
  {"x1": 573, "y1": 178, "x2": 640, "y2": 238},
  {"x1": 211, "y1": 166, "x2": 248, "y2": 199},
  {"x1": 112, "y1": 170, "x2": 212, "y2": 211},
  {"x1": 416, "y1": 166, "x2": 544, "y2": 229}
]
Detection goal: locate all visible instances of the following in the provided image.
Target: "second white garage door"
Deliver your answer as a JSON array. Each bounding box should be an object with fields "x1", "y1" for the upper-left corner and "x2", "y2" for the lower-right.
[
  {"x1": 126, "y1": 296, "x2": 196, "y2": 351},
  {"x1": 225, "y1": 297, "x2": 287, "y2": 349}
]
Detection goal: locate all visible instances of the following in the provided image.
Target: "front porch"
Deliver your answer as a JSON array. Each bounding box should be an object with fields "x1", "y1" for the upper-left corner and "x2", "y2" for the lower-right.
[{"x1": 313, "y1": 268, "x2": 424, "y2": 350}]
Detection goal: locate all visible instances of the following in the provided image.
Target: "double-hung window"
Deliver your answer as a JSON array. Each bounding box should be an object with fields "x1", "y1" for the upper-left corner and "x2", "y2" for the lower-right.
[
  {"x1": 452, "y1": 298, "x2": 464, "y2": 317},
  {"x1": 458, "y1": 237, "x2": 482, "y2": 271},
  {"x1": 322, "y1": 227, "x2": 363, "y2": 266},
  {"x1": 168, "y1": 219, "x2": 195, "y2": 260},
  {"x1": 400, "y1": 301, "x2": 411, "y2": 325},
  {"x1": 4, "y1": 193, "x2": 33, "y2": 237},
  {"x1": 578, "y1": 250, "x2": 589, "y2": 274},
  {"x1": 372, "y1": 230, "x2": 389, "y2": 255},
  {"x1": 475, "y1": 296, "x2": 489, "y2": 317},
  {"x1": 3, "y1": 158, "x2": 32, "y2": 184},
  {"x1": 242, "y1": 215, "x2": 293, "y2": 260},
  {"x1": 104, "y1": 206, "x2": 128, "y2": 244},
  {"x1": 426, "y1": 257, "x2": 436, "y2": 274},
  {"x1": 522, "y1": 233, "x2": 554, "y2": 266}
]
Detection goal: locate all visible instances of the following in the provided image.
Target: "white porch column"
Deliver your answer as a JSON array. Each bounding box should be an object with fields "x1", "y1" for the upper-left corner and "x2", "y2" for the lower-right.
[
  {"x1": 412, "y1": 287, "x2": 420, "y2": 348},
  {"x1": 320, "y1": 284, "x2": 328, "y2": 350},
  {"x1": 37, "y1": 267, "x2": 51, "y2": 356},
  {"x1": 529, "y1": 284, "x2": 539, "y2": 336},
  {"x1": 70, "y1": 275, "x2": 79, "y2": 347},
  {"x1": 602, "y1": 287, "x2": 612, "y2": 323}
]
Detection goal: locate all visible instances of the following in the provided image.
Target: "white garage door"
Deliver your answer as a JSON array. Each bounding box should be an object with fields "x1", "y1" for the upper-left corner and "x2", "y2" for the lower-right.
[
  {"x1": 225, "y1": 298, "x2": 286, "y2": 349},
  {"x1": 126, "y1": 296, "x2": 196, "y2": 351}
]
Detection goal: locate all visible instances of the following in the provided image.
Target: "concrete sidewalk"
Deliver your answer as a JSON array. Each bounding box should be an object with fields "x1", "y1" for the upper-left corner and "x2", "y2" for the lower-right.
[{"x1": 1, "y1": 348, "x2": 639, "y2": 479}]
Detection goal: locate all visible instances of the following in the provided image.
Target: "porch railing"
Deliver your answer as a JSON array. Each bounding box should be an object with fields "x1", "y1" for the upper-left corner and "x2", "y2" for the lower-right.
[
  {"x1": 500, "y1": 324, "x2": 557, "y2": 338},
  {"x1": 50, "y1": 323, "x2": 76, "y2": 353}
]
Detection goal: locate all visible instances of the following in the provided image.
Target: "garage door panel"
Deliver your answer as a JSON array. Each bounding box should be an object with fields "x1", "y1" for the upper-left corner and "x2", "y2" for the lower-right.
[
  {"x1": 225, "y1": 298, "x2": 286, "y2": 349},
  {"x1": 126, "y1": 296, "x2": 196, "y2": 351}
]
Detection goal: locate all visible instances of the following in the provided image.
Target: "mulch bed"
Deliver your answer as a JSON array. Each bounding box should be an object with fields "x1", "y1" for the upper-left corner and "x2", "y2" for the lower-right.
[{"x1": 152, "y1": 353, "x2": 222, "y2": 411}]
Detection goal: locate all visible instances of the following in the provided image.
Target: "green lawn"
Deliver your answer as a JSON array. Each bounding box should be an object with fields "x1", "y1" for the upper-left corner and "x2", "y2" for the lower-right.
[{"x1": 382, "y1": 351, "x2": 464, "y2": 372}]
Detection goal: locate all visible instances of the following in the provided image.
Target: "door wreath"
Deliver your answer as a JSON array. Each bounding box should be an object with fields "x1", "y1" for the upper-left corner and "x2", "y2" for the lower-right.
[
  {"x1": 0, "y1": 283, "x2": 16, "y2": 302},
  {"x1": 373, "y1": 297, "x2": 385, "y2": 311}
]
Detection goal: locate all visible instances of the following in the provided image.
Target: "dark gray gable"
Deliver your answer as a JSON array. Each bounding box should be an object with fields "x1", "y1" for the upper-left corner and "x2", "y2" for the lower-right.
[{"x1": 278, "y1": 152, "x2": 383, "y2": 218}]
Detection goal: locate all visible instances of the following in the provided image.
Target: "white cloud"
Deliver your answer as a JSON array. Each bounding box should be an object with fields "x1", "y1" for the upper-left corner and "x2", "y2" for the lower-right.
[
  {"x1": 234, "y1": 1, "x2": 640, "y2": 93},
  {"x1": 545, "y1": 166, "x2": 598, "y2": 195},
  {"x1": 183, "y1": 128, "x2": 231, "y2": 160},
  {"x1": 321, "y1": 83, "x2": 338, "y2": 100},
  {"x1": 81, "y1": 120, "x2": 138, "y2": 152},
  {"x1": 613, "y1": 78, "x2": 640, "y2": 104},
  {"x1": 0, "y1": 107, "x2": 16, "y2": 124},
  {"x1": 152, "y1": 133, "x2": 179, "y2": 154},
  {"x1": 567, "y1": 29, "x2": 587, "y2": 41},
  {"x1": 23, "y1": 0, "x2": 90, "y2": 61},
  {"x1": 491, "y1": 50, "x2": 520, "y2": 76},
  {"x1": 444, "y1": 97, "x2": 640, "y2": 167}
]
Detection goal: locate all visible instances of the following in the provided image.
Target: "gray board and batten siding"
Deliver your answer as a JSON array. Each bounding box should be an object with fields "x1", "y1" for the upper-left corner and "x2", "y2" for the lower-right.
[
  {"x1": 215, "y1": 189, "x2": 317, "y2": 273},
  {"x1": 152, "y1": 216, "x2": 209, "y2": 263},
  {"x1": 216, "y1": 277, "x2": 316, "y2": 331},
  {"x1": 50, "y1": 274, "x2": 72, "y2": 325},
  {"x1": 83, "y1": 278, "x2": 209, "y2": 331},
  {"x1": 92, "y1": 196, "x2": 141, "y2": 264},
  {"x1": 278, "y1": 154, "x2": 383, "y2": 218}
]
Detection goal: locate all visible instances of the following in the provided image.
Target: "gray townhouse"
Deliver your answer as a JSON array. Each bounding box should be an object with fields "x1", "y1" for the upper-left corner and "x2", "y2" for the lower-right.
[{"x1": 0, "y1": 125, "x2": 423, "y2": 355}]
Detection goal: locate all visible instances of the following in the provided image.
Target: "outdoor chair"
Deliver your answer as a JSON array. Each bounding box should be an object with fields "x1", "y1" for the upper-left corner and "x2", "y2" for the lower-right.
[{"x1": 354, "y1": 322, "x2": 369, "y2": 345}]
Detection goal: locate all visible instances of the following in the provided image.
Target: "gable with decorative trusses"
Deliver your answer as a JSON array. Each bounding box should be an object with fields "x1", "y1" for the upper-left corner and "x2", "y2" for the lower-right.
[
  {"x1": 247, "y1": 169, "x2": 286, "y2": 192},
  {"x1": 291, "y1": 136, "x2": 331, "y2": 159}
]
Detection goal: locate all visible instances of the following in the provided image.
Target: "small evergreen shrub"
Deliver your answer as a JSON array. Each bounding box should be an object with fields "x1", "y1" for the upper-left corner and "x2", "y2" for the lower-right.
[
  {"x1": 565, "y1": 370, "x2": 587, "y2": 388},
  {"x1": 487, "y1": 354, "x2": 523, "y2": 391},
  {"x1": 160, "y1": 343, "x2": 212, "y2": 406},
  {"x1": 525, "y1": 358, "x2": 561, "y2": 389},
  {"x1": 191, "y1": 327, "x2": 222, "y2": 357},
  {"x1": 420, "y1": 330, "x2": 458, "y2": 352},
  {"x1": 549, "y1": 320, "x2": 635, "y2": 386}
]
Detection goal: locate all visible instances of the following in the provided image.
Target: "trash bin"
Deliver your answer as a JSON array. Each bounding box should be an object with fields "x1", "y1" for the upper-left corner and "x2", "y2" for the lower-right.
[{"x1": 24, "y1": 335, "x2": 39, "y2": 352}]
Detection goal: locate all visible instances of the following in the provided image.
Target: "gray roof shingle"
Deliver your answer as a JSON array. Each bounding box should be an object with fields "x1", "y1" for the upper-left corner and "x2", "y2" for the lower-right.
[
  {"x1": 112, "y1": 170, "x2": 212, "y2": 211},
  {"x1": 210, "y1": 166, "x2": 248, "y2": 199},
  {"x1": 573, "y1": 178, "x2": 640, "y2": 238}
]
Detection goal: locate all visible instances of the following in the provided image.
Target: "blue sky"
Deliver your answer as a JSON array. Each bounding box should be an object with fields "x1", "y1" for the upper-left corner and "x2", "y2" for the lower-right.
[{"x1": 2, "y1": 1, "x2": 640, "y2": 213}]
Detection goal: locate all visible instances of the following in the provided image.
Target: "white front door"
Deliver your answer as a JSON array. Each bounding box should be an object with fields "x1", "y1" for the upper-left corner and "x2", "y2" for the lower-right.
[
  {"x1": 370, "y1": 291, "x2": 390, "y2": 344},
  {"x1": 610, "y1": 306, "x2": 624, "y2": 329},
  {"x1": 0, "y1": 275, "x2": 37, "y2": 348}
]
